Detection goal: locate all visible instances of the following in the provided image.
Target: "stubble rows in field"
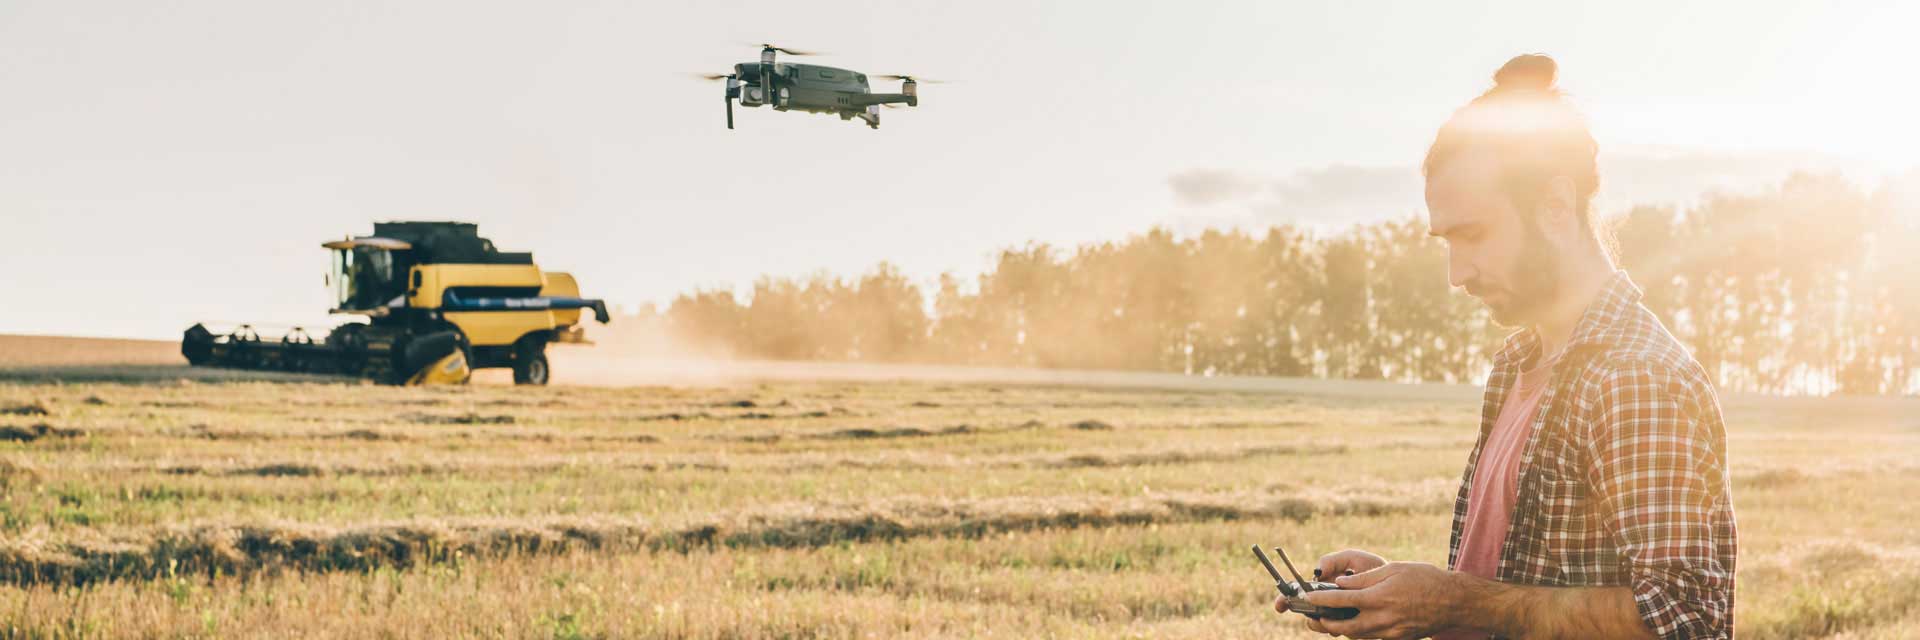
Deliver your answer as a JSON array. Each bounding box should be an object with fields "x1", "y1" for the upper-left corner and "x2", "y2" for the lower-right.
[{"x1": 0, "y1": 363, "x2": 1917, "y2": 637}]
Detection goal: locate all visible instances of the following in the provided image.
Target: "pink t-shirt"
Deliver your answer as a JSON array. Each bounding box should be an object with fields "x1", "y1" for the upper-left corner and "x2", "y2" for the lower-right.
[{"x1": 1433, "y1": 356, "x2": 1555, "y2": 640}]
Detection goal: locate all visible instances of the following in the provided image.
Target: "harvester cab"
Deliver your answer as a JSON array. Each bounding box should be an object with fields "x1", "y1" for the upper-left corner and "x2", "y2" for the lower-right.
[{"x1": 183, "y1": 222, "x2": 611, "y2": 385}]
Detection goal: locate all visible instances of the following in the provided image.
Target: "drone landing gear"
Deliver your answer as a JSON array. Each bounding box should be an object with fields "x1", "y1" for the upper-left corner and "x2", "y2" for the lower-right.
[{"x1": 856, "y1": 106, "x2": 880, "y2": 130}]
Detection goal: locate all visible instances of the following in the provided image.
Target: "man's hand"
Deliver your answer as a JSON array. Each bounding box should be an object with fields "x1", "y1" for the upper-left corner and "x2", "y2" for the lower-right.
[
  {"x1": 1298, "y1": 562, "x2": 1460, "y2": 640},
  {"x1": 1285, "y1": 549, "x2": 1388, "y2": 635},
  {"x1": 1315, "y1": 549, "x2": 1387, "y2": 580}
]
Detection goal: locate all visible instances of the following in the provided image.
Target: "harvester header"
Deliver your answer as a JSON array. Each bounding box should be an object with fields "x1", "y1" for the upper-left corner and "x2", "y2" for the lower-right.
[{"x1": 182, "y1": 221, "x2": 610, "y2": 385}]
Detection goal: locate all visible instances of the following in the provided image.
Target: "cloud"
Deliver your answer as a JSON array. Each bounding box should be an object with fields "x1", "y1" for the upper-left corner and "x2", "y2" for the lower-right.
[
  {"x1": 1167, "y1": 169, "x2": 1263, "y2": 206},
  {"x1": 1169, "y1": 148, "x2": 1873, "y2": 229},
  {"x1": 1265, "y1": 165, "x2": 1424, "y2": 225},
  {"x1": 1167, "y1": 164, "x2": 1422, "y2": 229},
  {"x1": 1591, "y1": 146, "x2": 1873, "y2": 212}
]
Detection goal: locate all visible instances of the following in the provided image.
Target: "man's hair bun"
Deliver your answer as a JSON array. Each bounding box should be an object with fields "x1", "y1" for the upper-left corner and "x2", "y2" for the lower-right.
[{"x1": 1492, "y1": 54, "x2": 1558, "y2": 94}]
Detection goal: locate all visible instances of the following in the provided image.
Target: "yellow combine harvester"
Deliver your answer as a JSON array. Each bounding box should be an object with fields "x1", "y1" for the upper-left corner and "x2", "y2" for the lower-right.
[{"x1": 182, "y1": 222, "x2": 610, "y2": 385}]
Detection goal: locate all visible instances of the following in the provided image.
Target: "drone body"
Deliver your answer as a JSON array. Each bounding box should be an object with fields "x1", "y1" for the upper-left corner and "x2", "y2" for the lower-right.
[{"x1": 704, "y1": 45, "x2": 931, "y2": 130}]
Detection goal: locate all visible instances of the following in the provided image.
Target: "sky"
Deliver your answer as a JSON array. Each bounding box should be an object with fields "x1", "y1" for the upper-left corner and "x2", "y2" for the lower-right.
[{"x1": 2, "y1": 0, "x2": 1916, "y2": 339}]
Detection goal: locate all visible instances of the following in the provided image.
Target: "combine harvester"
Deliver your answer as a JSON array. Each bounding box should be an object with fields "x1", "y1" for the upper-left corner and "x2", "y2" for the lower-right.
[{"x1": 181, "y1": 222, "x2": 610, "y2": 385}]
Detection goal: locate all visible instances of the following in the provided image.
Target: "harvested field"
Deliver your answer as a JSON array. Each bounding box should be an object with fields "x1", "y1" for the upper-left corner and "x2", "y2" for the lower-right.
[{"x1": 1, "y1": 339, "x2": 1917, "y2": 637}]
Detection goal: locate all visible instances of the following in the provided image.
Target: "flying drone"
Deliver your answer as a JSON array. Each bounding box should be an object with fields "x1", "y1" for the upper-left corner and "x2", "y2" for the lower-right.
[{"x1": 696, "y1": 44, "x2": 941, "y2": 130}]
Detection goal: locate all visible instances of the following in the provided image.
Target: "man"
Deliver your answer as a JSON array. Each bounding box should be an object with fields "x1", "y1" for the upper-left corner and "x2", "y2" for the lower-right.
[{"x1": 1279, "y1": 54, "x2": 1737, "y2": 639}]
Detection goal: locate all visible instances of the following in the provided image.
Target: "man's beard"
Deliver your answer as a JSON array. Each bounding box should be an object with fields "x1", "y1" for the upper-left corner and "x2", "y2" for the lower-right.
[{"x1": 1482, "y1": 221, "x2": 1560, "y2": 327}]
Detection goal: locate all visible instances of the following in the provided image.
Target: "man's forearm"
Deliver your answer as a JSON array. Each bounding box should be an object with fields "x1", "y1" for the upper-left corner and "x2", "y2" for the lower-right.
[{"x1": 1448, "y1": 572, "x2": 1655, "y2": 640}]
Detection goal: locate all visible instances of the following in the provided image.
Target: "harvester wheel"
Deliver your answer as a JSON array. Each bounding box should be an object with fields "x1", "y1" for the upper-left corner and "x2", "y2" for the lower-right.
[
  {"x1": 181, "y1": 324, "x2": 215, "y2": 366},
  {"x1": 328, "y1": 323, "x2": 370, "y2": 376},
  {"x1": 512, "y1": 338, "x2": 549, "y2": 386}
]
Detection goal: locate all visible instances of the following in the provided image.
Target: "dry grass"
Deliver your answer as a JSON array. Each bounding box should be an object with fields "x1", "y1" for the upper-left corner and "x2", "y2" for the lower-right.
[{"x1": 0, "y1": 338, "x2": 1917, "y2": 637}]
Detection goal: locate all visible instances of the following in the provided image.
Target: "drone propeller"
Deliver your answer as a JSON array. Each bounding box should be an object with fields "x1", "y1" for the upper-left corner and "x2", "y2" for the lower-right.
[
  {"x1": 750, "y1": 43, "x2": 821, "y2": 56},
  {"x1": 874, "y1": 74, "x2": 948, "y2": 84},
  {"x1": 690, "y1": 73, "x2": 733, "y2": 81}
]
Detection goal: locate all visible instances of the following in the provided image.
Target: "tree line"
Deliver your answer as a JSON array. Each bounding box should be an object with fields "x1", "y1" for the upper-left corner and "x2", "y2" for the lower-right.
[{"x1": 633, "y1": 172, "x2": 1918, "y2": 395}]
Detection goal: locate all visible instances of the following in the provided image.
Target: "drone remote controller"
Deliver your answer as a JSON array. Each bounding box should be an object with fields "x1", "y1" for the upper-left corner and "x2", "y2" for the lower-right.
[{"x1": 1250, "y1": 545, "x2": 1361, "y2": 621}]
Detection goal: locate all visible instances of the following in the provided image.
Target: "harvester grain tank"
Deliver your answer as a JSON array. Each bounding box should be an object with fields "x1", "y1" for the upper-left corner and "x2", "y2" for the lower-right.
[{"x1": 181, "y1": 222, "x2": 610, "y2": 385}]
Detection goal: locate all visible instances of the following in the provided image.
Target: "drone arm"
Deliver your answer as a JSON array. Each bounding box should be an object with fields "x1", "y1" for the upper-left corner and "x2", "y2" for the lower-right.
[{"x1": 855, "y1": 94, "x2": 914, "y2": 107}]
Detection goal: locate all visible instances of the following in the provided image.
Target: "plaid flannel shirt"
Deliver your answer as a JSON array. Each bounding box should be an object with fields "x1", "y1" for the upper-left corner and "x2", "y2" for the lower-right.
[{"x1": 1448, "y1": 271, "x2": 1738, "y2": 639}]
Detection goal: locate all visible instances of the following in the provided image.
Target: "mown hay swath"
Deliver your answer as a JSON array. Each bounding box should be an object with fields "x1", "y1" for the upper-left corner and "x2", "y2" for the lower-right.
[{"x1": 0, "y1": 482, "x2": 1450, "y2": 587}]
